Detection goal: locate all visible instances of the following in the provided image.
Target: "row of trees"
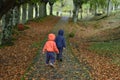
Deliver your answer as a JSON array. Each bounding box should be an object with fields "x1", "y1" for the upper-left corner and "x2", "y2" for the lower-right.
[
  {"x1": 72, "y1": 0, "x2": 120, "y2": 22},
  {"x1": 0, "y1": 0, "x2": 58, "y2": 45},
  {"x1": 0, "y1": 0, "x2": 59, "y2": 19},
  {"x1": 0, "y1": 0, "x2": 120, "y2": 45}
]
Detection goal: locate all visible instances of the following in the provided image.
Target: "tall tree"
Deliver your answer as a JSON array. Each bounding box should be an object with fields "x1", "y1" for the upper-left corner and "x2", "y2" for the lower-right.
[
  {"x1": 72, "y1": 0, "x2": 89, "y2": 22},
  {"x1": 1, "y1": 9, "x2": 13, "y2": 45},
  {"x1": 40, "y1": 0, "x2": 49, "y2": 16},
  {"x1": 107, "y1": 0, "x2": 112, "y2": 16},
  {"x1": 112, "y1": 0, "x2": 120, "y2": 10},
  {"x1": 49, "y1": 0, "x2": 58, "y2": 15},
  {"x1": 72, "y1": 0, "x2": 80, "y2": 22}
]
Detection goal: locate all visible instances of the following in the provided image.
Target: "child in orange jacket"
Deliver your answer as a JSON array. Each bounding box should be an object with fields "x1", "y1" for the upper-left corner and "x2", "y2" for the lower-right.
[{"x1": 42, "y1": 33, "x2": 59, "y2": 67}]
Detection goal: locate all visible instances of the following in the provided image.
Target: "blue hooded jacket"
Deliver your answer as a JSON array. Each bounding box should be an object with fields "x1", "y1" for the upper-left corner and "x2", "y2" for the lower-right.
[{"x1": 55, "y1": 30, "x2": 66, "y2": 49}]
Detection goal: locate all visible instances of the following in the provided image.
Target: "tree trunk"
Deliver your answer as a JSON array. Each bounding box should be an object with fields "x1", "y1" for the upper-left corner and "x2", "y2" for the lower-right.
[
  {"x1": 26, "y1": 3, "x2": 29, "y2": 20},
  {"x1": 12, "y1": 6, "x2": 19, "y2": 26},
  {"x1": 94, "y1": 3, "x2": 98, "y2": 15},
  {"x1": 33, "y1": 4, "x2": 36, "y2": 18},
  {"x1": 112, "y1": 4, "x2": 115, "y2": 11},
  {"x1": 0, "y1": 17, "x2": 3, "y2": 45},
  {"x1": 39, "y1": 3, "x2": 44, "y2": 18},
  {"x1": 22, "y1": 4, "x2": 27, "y2": 23},
  {"x1": 44, "y1": 3, "x2": 47, "y2": 17},
  {"x1": 28, "y1": 4, "x2": 33, "y2": 20},
  {"x1": 80, "y1": 8, "x2": 83, "y2": 19},
  {"x1": 36, "y1": 3, "x2": 39, "y2": 17},
  {"x1": 87, "y1": 7, "x2": 90, "y2": 16},
  {"x1": 107, "y1": 0, "x2": 112, "y2": 16},
  {"x1": 19, "y1": 5, "x2": 23, "y2": 23},
  {"x1": 39, "y1": 3, "x2": 47, "y2": 18},
  {"x1": 35, "y1": 3, "x2": 39, "y2": 18},
  {"x1": 1, "y1": 9, "x2": 13, "y2": 45},
  {"x1": 72, "y1": 5, "x2": 79, "y2": 22},
  {"x1": 49, "y1": 5, "x2": 53, "y2": 15},
  {"x1": 12, "y1": 7, "x2": 16, "y2": 26}
]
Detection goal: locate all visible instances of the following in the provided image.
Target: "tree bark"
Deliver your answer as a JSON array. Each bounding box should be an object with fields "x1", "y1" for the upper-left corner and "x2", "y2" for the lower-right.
[
  {"x1": 44, "y1": 3, "x2": 47, "y2": 17},
  {"x1": 72, "y1": 4, "x2": 79, "y2": 23},
  {"x1": 94, "y1": 3, "x2": 98, "y2": 15},
  {"x1": 35, "y1": 3, "x2": 39, "y2": 18},
  {"x1": 11, "y1": 6, "x2": 19, "y2": 27},
  {"x1": 49, "y1": 5, "x2": 53, "y2": 15},
  {"x1": 26, "y1": 3, "x2": 29, "y2": 20},
  {"x1": 19, "y1": 5, "x2": 23, "y2": 23},
  {"x1": 0, "y1": 16, "x2": 3, "y2": 45},
  {"x1": 22, "y1": 4, "x2": 27, "y2": 23},
  {"x1": 1, "y1": 9, "x2": 13, "y2": 45},
  {"x1": 39, "y1": 3, "x2": 47, "y2": 18},
  {"x1": 28, "y1": 4, "x2": 33, "y2": 20},
  {"x1": 107, "y1": 0, "x2": 112, "y2": 16},
  {"x1": 80, "y1": 8, "x2": 83, "y2": 19}
]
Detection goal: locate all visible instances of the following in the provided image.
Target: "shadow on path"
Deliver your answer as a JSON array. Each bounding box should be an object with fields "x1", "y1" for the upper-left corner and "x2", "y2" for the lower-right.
[{"x1": 24, "y1": 17, "x2": 92, "y2": 80}]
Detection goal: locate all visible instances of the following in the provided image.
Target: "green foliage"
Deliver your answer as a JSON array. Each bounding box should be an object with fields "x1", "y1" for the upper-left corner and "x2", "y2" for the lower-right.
[
  {"x1": 12, "y1": 28, "x2": 19, "y2": 35},
  {"x1": 29, "y1": 0, "x2": 40, "y2": 4},
  {"x1": 112, "y1": 0, "x2": 120, "y2": 5},
  {"x1": 68, "y1": 32, "x2": 75, "y2": 38},
  {"x1": 89, "y1": 40, "x2": 120, "y2": 53},
  {"x1": 31, "y1": 41, "x2": 42, "y2": 48},
  {"x1": 89, "y1": 0, "x2": 106, "y2": 9},
  {"x1": 16, "y1": 0, "x2": 19, "y2": 3},
  {"x1": 49, "y1": 0, "x2": 58, "y2": 3},
  {"x1": 0, "y1": 41, "x2": 14, "y2": 48},
  {"x1": 53, "y1": 0, "x2": 73, "y2": 12},
  {"x1": 31, "y1": 17, "x2": 44, "y2": 22},
  {"x1": 24, "y1": 25, "x2": 30, "y2": 30},
  {"x1": 73, "y1": 0, "x2": 89, "y2": 5}
]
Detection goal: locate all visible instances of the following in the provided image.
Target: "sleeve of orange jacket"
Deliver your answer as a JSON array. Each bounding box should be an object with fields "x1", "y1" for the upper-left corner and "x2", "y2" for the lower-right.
[
  {"x1": 53, "y1": 42, "x2": 59, "y2": 54},
  {"x1": 42, "y1": 42, "x2": 47, "y2": 52}
]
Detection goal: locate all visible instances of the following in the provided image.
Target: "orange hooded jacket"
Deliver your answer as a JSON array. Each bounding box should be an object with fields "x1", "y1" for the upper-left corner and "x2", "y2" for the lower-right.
[{"x1": 42, "y1": 33, "x2": 59, "y2": 54}]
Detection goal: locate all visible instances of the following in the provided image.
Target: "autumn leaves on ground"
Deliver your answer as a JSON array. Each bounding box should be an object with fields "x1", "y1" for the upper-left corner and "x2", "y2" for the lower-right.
[
  {"x1": 0, "y1": 13, "x2": 120, "y2": 80},
  {"x1": 67, "y1": 13, "x2": 120, "y2": 80},
  {"x1": 0, "y1": 16, "x2": 60, "y2": 80}
]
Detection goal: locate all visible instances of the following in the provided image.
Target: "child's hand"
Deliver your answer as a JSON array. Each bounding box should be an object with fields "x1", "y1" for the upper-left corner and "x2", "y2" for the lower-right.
[
  {"x1": 56, "y1": 52, "x2": 59, "y2": 54},
  {"x1": 63, "y1": 47, "x2": 66, "y2": 50}
]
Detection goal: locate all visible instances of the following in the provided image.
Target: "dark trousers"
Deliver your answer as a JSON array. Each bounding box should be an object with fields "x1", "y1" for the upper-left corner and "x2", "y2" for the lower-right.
[
  {"x1": 46, "y1": 52, "x2": 55, "y2": 64},
  {"x1": 56, "y1": 48, "x2": 63, "y2": 60}
]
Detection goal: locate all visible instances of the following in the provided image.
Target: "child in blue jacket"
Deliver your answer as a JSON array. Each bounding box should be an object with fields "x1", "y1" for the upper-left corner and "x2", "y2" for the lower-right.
[{"x1": 55, "y1": 29, "x2": 66, "y2": 62}]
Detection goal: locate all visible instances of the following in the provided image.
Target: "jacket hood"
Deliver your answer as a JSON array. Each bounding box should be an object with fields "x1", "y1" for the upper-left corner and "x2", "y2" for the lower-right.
[
  {"x1": 58, "y1": 29, "x2": 64, "y2": 36},
  {"x1": 48, "y1": 33, "x2": 55, "y2": 41}
]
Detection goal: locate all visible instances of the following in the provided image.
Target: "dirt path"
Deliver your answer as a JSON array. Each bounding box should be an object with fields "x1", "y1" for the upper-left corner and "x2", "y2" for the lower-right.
[{"x1": 24, "y1": 17, "x2": 92, "y2": 80}]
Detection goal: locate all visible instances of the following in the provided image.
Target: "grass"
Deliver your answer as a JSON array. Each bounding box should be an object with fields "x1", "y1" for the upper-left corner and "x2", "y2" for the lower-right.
[
  {"x1": 89, "y1": 40, "x2": 120, "y2": 66},
  {"x1": 31, "y1": 41, "x2": 42, "y2": 48},
  {"x1": 68, "y1": 32, "x2": 75, "y2": 38},
  {"x1": 31, "y1": 17, "x2": 44, "y2": 22}
]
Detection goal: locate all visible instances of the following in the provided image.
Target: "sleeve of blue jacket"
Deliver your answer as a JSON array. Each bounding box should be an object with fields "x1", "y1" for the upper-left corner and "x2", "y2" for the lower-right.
[{"x1": 63, "y1": 38, "x2": 66, "y2": 48}]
